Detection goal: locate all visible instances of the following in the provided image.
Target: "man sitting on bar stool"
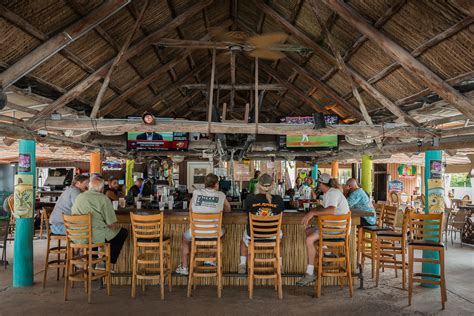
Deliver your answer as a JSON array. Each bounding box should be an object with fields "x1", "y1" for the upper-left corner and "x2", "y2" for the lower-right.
[
  {"x1": 71, "y1": 176, "x2": 128, "y2": 267},
  {"x1": 238, "y1": 174, "x2": 285, "y2": 274},
  {"x1": 345, "y1": 178, "x2": 376, "y2": 227},
  {"x1": 126, "y1": 178, "x2": 143, "y2": 205},
  {"x1": 176, "y1": 173, "x2": 231, "y2": 275},
  {"x1": 297, "y1": 173, "x2": 350, "y2": 286},
  {"x1": 49, "y1": 175, "x2": 90, "y2": 235}
]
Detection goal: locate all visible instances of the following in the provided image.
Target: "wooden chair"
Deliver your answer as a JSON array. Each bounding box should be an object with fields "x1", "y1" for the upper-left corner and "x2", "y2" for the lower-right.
[
  {"x1": 375, "y1": 207, "x2": 410, "y2": 289},
  {"x1": 356, "y1": 203, "x2": 384, "y2": 267},
  {"x1": 6, "y1": 195, "x2": 15, "y2": 239},
  {"x1": 39, "y1": 207, "x2": 54, "y2": 239},
  {"x1": 408, "y1": 212, "x2": 446, "y2": 309},
  {"x1": 63, "y1": 214, "x2": 111, "y2": 303},
  {"x1": 42, "y1": 210, "x2": 67, "y2": 288},
  {"x1": 315, "y1": 212, "x2": 353, "y2": 298},
  {"x1": 359, "y1": 205, "x2": 398, "y2": 278},
  {"x1": 187, "y1": 212, "x2": 223, "y2": 298},
  {"x1": 247, "y1": 213, "x2": 283, "y2": 300},
  {"x1": 130, "y1": 212, "x2": 171, "y2": 300}
]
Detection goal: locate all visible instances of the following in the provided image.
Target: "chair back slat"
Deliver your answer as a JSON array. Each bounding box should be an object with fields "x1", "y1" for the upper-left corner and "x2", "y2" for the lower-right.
[
  {"x1": 375, "y1": 203, "x2": 385, "y2": 226},
  {"x1": 249, "y1": 213, "x2": 282, "y2": 239},
  {"x1": 130, "y1": 213, "x2": 164, "y2": 240},
  {"x1": 189, "y1": 212, "x2": 222, "y2": 239},
  {"x1": 382, "y1": 205, "x2": 398, "y2": 229},
  {"x1": 318, "y1": 212, "x2": 351, "y2": 240},
  {"x1": 408, "y1": 212, "x2": 443, "y2": 242},
  {"x1": 63, "y1": 214, "x2": 92, "y2": 244}
]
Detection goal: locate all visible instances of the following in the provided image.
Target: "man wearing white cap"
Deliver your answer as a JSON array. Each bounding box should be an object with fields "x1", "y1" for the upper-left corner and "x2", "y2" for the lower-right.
[{"x1": 296, "y1": 173, "x2": 350, "y2": 286}]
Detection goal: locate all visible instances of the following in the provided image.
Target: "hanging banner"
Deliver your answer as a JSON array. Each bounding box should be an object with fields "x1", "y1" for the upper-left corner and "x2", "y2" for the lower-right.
[
  {"x1": 427, "y1": 179, "x2": 444, "y2": 214},
  {"x1": 18, "y1": 153, "x2": 31, "y2": 173},
  {"x1": 429, "y1": 160, "x2": 443, "y2": 179},
  {"x1": 14, "y1": 174, "x2": 34, "y2": 218}
]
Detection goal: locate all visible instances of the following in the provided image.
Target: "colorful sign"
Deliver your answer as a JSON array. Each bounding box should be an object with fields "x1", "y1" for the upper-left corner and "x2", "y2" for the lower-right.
[
  {"x1": 427, "y1": 179, "x2": 444, "y2": 214},
  {"x1": 388, "y1": 180, "x2": 404, "y2": 192},
  {"x1": 397, "y1": 164, "x2": 416, "y2": 178},
  {"x1": 14, "y1": 174, "x2": 34, "y2": 218},
  {"x1": 429, "y1": 160, "x2": 443, "y2": 179},
  {"x1": 18, "y1": 153, "x2": 31, "y2": 173}
]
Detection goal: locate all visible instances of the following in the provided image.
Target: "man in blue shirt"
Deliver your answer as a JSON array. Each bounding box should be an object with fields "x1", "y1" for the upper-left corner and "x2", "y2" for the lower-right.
[{"x1": 345, "y1": 178, "x2": 376, "y2": 226}]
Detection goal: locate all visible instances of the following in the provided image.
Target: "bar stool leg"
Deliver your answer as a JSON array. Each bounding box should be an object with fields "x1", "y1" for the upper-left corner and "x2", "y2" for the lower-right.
[
  {"x1": 217, "y1": 243, "x2": 222, "y2": 298},
  {"x1": 87, "y1": 252, "x2": 92, "y2": 304},
  {"x1": 401, "y1": 240, "x2": 406, "y2": 290},
  {"x1": 131, "y1": 245, "x2": 137, "y2": 298},
  {"x1": 167, "y1": 243, "x2": 172, "y2": 293},
  {"x1": 160, "y1": 245, "x2": 165, "y2": 300},
  {"x1": 316, "y1": 242, "x2": 323, "y2": 298},
  {"x1": 357, "y1": 227, "x2": 362, "y2": 266},
  {"x1": 408, "y1": 246, "x2": 414, "y2": 306},
  {"x1": 277, "y1": 242, "x2": 283, "y2": 299},
  {"x1": 371, "y1": 233, "x2": 376, "y2": 278},
  {"x1": 106, "y1": 245, "x2": 111, "y2": 296},
  {"x1": 440, "y1": 248, "x2": 447, "y2": 309},
  {"x1": 187, "y1": 245, "x2": 195, "y2": 298},
  {"x1": 248, "y1": 243, "x2": 254, "y2": 299},
  {"x1": 346, "y1": 242, "x2": 353, "y2": 298},
  {"x1": 375, "y1": 238, "x2": 381, "y2": 287},
  {"x1": 64, "y1": 245, "x2": 71, "y2": 301},
  {"x1": 43, "y1": 235, "x2": 51, "y2": 288}
]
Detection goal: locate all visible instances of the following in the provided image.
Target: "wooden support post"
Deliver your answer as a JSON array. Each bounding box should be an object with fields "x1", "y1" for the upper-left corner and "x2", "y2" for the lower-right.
[
  {"x1": 208, "y1": 49, "x2": 216, "y2": 134},
  {"x1": 254, "y1": 57, "x2": 259, "y2": 134},
  {"x1": 90, "y1": 0, "x2": 149, "y2": 118}
]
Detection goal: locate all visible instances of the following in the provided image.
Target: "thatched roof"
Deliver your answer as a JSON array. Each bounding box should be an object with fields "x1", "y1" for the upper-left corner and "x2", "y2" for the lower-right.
[{"x1": 0, "y1": 0, "x2": 473, "y2": 161}]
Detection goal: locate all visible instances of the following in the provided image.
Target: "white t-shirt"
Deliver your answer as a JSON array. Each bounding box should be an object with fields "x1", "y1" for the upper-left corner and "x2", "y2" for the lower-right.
[
  {"x1": 323, "y1": 188, "x2": 350, "y2": 215},
  {"x1": 191, "y1": 188, "x2": 226, "y2": 214}
]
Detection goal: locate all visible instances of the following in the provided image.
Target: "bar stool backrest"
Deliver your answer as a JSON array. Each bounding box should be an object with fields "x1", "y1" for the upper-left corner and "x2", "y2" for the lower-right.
[
  {"x1": 317, "y1": 212, "x2": 351, "y2": 240},
  {"x1": 130, "y1": 212, "x2": 164, "y2": 240},
  {"x1": 189, "y1": 212, "x2": 222, "y2": 240},
  {"x1": 249, "y1": 213, "x2": 283, "y2": 239},
  {"x1": 63, "y1": 214, "x2": 92, "y2": 244},
  {"x1": 375, "y1": 203, "x2": 385, "y2": 226},
  {"x1": 408, "y1": 212, "x2": 443, "y2": 243},
  {"x1": 382, "y1": 205, "x2": 398, "y2": 229}
]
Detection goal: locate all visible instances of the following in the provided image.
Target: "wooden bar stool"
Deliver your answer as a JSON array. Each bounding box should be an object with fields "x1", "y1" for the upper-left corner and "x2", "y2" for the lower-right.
[
  {"x1": 42, "y1": 210, "x2": 67, "y2": 288},
  {"x1": 39, "y1": 207, "x2": 53, "y2": 239},
  {"x1": 187, "y1": 212, "x2": 223, "y2": 298},
  {"x1": 375, "y1": 208, "x2": 410, "y2": 289},
  {"x1": 315, "y1": 212, "x2": 353, "y2": 298},
  {"x1": 63, "y1": 214, "x2": 111, "y2": 303},
  {"x1": 357, "y1": 204, "x2": 384, "y2": 266},
  {"x1": 408, "y1": 212, "x2": 447, "y2": 309},
  {"x1": 130, "y1": 212, "x2": 171, "y2": 300},
  {"x1": 247, "y1": 213, "x2": 283, "y2": 300},
  {"x1": 359, "y1": 205, "x2": 398, "y2": 278}
]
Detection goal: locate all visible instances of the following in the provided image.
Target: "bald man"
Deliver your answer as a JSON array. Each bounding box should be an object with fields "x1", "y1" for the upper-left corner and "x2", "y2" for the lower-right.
[{"x1": 345, "y1": 178, "x2": 376, "y2": 226}]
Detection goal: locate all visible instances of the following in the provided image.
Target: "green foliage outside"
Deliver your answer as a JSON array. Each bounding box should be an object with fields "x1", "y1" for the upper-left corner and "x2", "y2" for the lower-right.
[{"x1": 450, "y1": 173, "x2": 472, "y2": 187}]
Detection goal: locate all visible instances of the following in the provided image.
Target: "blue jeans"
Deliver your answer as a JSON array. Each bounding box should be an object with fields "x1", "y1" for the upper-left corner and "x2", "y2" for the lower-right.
[{"x1": 50, "y1": 223, "x2": 66, "y2": 235}]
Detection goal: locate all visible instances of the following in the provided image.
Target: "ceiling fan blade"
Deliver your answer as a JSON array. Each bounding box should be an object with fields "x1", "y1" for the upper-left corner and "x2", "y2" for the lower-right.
[
  {"x1": 247, "y1": 32, "x2": 288, "y2": 48},
  {"x1": 212, "y1": 29, "x2": 249, "y2": 44},
  {"x1": 248, "y1": 49, "x2": 286, "y2": 61}
]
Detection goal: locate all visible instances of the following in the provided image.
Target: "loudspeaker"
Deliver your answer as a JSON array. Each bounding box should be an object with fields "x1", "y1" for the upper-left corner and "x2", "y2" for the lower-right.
[{"x1": 313, "y1": 113, "x2": 326, "y2": 129}]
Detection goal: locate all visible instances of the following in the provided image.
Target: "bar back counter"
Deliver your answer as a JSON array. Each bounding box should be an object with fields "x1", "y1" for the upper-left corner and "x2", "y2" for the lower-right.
[{"x1": 114, "y1": 208, "x2": 371, "y2": 287}]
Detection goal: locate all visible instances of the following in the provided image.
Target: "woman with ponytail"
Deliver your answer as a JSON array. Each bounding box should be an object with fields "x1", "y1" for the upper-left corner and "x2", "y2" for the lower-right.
[{"x1": 238, "y1": 173, "x2": 285, "y2": 274}]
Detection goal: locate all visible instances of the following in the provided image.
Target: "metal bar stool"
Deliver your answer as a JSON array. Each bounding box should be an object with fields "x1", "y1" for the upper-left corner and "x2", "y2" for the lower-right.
[
  {"x1": 315, "y1": 212, "x2": 353, "y2": 298},
  {"x1": 63, "y1": 214, "x2": 111, "y2": 303},
  {"x1": 42, "y1": 210, "x2": 67, "y2": 288},
  {"x1": 375, "y1": 207, "x2": 410, "y2": 289},
  {"x1": 187, "y1": 212, "x2": 223, "y2": 298},
  {"x1": 130, "y1": 212, "x2": 171, "y2": 300},
  {"x1": 247, "y1": 213, "x2": 283, "y2": 300},
  {"x1": 408, "y1": 212, "x2": 447, "y2": 309}
]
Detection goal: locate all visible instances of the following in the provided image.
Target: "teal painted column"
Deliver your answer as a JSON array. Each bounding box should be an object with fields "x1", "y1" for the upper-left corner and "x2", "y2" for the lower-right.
[
  {"x1": 423, "y1": 150, "x2": 442, "y2": 288},
  {"x1": 312, "y1": 164, "x2": 318, "y2": 181},
  {"x1": 13, "y1": 139, "x2": 36, "y2": 287}
]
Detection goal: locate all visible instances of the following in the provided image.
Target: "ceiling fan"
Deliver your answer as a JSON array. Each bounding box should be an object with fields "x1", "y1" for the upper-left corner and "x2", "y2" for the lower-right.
[{"x1": 156, "y1": 28, "x2": 312, "y2": 61}]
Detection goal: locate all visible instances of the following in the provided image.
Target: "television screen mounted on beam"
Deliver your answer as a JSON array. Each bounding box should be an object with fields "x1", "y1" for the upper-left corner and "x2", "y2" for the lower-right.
[
  {"x1": 278, "y1": 115, "x2": 339, "y2": 151},
  {"x1": 127, "y1": 132, "x2": 189, "y2": 151}
]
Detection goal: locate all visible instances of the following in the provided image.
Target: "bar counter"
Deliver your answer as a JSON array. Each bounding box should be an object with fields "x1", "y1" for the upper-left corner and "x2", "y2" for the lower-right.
[{"x1": 113, "y1": 208, "x2": 372, "y2": 287}]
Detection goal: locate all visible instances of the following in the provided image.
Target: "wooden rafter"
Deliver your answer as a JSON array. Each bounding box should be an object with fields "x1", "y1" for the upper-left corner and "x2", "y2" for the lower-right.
[
  {"x1": 29, "y1": 0, "x2": 214, "y2": 123},
  {"x1": 0, "y1": 0, "x2": 130, "y2": 89},
  {"x1": 322, "y1": 0, "x2": 474, "y2": 120}
]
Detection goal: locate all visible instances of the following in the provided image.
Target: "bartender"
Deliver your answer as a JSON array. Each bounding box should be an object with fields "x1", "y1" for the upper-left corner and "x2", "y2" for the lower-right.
[
  {"x1": 105, "y1": 177, "x2": 124, "y2": 201},
  {"x1": 294, "y1": 178, "x2": 305, "y2": 196},
  {"x1": 126, "y1": 178, "x2": 143, "y2": 205}
]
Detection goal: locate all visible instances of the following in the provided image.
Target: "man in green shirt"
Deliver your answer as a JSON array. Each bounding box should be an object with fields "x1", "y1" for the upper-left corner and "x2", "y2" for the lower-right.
[
  {"x1": 71, "y1": 176, "x2": 128, "y2": 264},
  {"x1": 247, "y1": 170, "x2": 261, "y2": 195}
]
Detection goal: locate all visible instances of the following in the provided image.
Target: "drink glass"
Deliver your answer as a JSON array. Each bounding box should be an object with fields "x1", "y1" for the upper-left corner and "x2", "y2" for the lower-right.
[
  {"x1": 159, "y1": 202, "x2": 165, "y2": 211},
  {"x1": 136, "y1": 201, "x2": 142, "y2": 209},
  {"x1": 182, "y1": 201, "x2": 188, "y2": 210},
  {"x1": 119, "y1": 198, "x2": 125, "y2": 208},
  {"x1": 303, "y1": 202, "x2": 310, "y2": 212},
  {"x1": 112, "y1": 200, "x2": 119, "y2": 210}
]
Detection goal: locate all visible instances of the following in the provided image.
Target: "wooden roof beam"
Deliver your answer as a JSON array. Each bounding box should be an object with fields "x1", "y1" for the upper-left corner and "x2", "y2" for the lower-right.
[
  {"x1": 30, "y1": 0, "x2": 214, "y2": 123},
  {"x1": 0, "y1": 0, "x2": 130, "y2": 89},
  {"x1": 322, "y1": 0, "x2": 474, "y2": 120}
]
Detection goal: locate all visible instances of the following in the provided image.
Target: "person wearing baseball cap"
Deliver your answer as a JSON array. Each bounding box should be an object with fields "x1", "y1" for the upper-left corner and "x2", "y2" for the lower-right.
[
  {"x1": 238, "y1": 173, "x2": 285, "y2": 274},
  {"x1": 296, "y1": 173, "x2": 350, "y2": 286}
]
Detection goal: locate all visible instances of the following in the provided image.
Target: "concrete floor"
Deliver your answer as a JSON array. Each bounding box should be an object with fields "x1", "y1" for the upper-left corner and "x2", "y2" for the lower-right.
[{"x1": 0, "y1": 238, "x2": 473, "y2": 316}]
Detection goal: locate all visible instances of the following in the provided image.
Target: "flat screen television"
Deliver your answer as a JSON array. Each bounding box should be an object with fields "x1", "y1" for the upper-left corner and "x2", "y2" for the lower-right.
[
  {"x1": 127, "y1": 132, "x2": 189, "y2": 151},
  {"x1": 278, "y1": 115, "x2": 339, "y2": 151}
]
